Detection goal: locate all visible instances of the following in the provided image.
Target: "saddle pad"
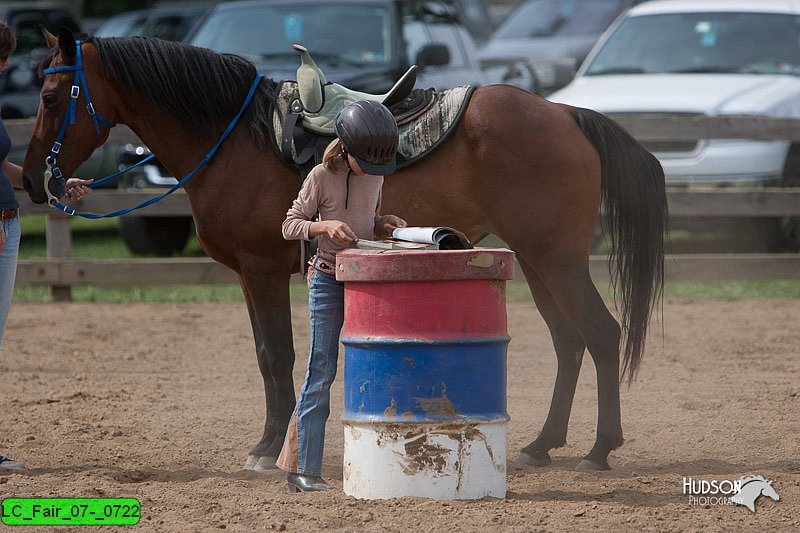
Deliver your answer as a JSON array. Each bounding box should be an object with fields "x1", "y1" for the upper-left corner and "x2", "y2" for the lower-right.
[
  {"x1": 396, "y1": 85, "x2": 473, "y2": 168},
  {"x1": 271, "y1": 81, "x2": 474, "y2": 170}
]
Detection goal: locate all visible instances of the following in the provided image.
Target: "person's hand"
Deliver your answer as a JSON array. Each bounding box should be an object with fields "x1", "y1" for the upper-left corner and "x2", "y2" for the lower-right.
[
  {"x1": 377, "y1": 215, "x2": 407, "y2": 238},
  {"x1": 0, "y1": 223, "x2": 5, "y2": 255},
  {"x1": 64, "y1": 178, "x2": 94, "y2": 201},
  {"x1": 320, "y1": 220, "x2": 358, "y2": 243}
]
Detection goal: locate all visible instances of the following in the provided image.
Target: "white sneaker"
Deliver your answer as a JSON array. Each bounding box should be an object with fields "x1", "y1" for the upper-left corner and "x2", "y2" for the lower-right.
[{"x1": 0, "y1": 455, "x2": 24, "y2": 470}]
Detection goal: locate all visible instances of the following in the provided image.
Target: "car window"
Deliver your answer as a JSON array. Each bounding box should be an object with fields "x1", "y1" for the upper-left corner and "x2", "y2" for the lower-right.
[
  {"x1": 427, "y1": 23, "x2": 466, "y2": 68},
  {"x1": 586, "y1": 12, "x2": 800, "y2": 76},
  {"x1": 11, "y1": 13, "x2": 46, "y2": 55},
  {"x1": 47, "y1": 11, "x2": 81, "y2": 33},
  {"x1": 190, "y1": 5, "x2": 393, "y2": 67},
  {"x1": 95, "y1": 14, "x2": 143, "y2": 38},
  {"x1": 404, "y1": 20, "x2": 429, "y2": 63},
  {"x1": 137, "y1": 14, "x2": 202, "y2": 41},
  {"x1": 493, "y1": 0, "x2": 625, "y2": 39},
  {"x1": 455, "y1": 0, "x2": 495, "y2": 42}
]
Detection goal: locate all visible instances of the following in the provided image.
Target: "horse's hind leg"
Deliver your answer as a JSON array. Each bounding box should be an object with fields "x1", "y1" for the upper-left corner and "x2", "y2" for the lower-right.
[
  {"x1": 239, "y1": 269, "x2": 296, "y2": 471},
  {"x1": 523, "y1": 252, "x2": 624, "y2": 470},
  {"x1": 515, "y1": 258, "x2": 586, "y2": 466}
]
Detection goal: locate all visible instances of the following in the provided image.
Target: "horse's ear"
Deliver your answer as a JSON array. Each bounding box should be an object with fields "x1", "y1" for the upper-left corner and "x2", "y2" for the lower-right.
[
  {"x1": 41, "y1": 26, "x2": 58, "y2": 48},
  {"x1": 57, "y1": 26, "x2": 77, "y2": 65}
]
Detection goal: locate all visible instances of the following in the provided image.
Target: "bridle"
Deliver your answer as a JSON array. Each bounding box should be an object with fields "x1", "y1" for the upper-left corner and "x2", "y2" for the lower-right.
[
  {"x1": 41, "y1": 40, "x2": 128, "y2": 205},
  {"x1": 39, "y1": 39, "x2": 262, "y2": 218}
]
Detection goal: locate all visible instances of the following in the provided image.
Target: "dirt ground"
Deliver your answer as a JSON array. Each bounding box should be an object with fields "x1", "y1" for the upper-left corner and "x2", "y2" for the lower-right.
[{"x1": 1, "y1": 298, "x2": 798, "y2": 532}]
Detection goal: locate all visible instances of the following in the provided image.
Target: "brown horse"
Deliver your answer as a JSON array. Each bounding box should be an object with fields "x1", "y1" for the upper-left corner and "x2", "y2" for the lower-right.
[{"x1": 23, "y1": 29, "x2": 666, "y2": 472}]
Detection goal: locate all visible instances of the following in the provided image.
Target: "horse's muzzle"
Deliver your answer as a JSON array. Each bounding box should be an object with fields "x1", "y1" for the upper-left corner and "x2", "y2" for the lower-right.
[{"x1": 21, "y1": 173, "x2": 48, "y2": 204}]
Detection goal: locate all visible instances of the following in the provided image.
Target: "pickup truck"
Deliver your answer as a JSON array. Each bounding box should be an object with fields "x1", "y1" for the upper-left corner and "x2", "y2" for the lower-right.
[{"x1": 61, "y1": 0, "x2": 534, "y2": 255}]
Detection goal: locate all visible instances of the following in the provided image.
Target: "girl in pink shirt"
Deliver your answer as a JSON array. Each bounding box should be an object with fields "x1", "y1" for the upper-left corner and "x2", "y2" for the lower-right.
[{"x1": 276, "y1": 101, "x2": 406, "y2": 491}]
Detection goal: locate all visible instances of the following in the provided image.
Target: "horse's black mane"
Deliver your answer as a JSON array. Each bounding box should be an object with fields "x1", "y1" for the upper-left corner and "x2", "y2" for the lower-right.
[{"x1": 86, "y1": 36, "x2": 278, "y2": 148}]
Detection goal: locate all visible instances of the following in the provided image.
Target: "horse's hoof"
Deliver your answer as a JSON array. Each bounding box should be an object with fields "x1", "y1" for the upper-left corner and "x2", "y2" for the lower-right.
[
  {"x1": 575, "y1": 458, "x2": 611, "y2": 472},
  {"x1": 515, "y1": 450, "x2": 552, "y2": 466},
  {"x1": 243, "y1": 455, "x2": 278, "y2": 471}
]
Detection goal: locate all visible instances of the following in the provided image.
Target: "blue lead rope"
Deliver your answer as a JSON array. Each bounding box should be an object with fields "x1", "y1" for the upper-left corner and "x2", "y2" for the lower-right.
[
  {"x1": 50, "y1": 73, "x2": 263, "y2": 219},
  {"x1": 89, "y1": 152, "x2": 156, "y2": 189}
]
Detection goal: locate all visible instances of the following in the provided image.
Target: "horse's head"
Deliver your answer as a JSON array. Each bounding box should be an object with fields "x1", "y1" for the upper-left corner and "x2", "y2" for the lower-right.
[{"x1": 22, "y1": 27, "x2": 115, "y2": 204}]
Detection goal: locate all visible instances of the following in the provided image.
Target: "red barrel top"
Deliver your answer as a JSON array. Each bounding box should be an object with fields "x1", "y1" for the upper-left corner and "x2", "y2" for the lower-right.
[{"x1": 336, "y1": 248, "x2": 515, "y2": 282}]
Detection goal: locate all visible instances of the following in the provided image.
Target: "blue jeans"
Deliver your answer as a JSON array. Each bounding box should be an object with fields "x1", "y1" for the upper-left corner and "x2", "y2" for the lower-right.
[
  {"x1": 276, "y1": 268, "x2": 344, "y2": 476},
  {"x1": 0, "y1": 216, "x2": 20, "y2": 349}
]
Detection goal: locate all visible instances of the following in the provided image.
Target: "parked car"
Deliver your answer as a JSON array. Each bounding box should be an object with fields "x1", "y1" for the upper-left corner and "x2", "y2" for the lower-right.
[
  {"x1": 110, "y1": 0, "x2": 534, "y2": 254},
  {"x1": 0, "y1": 2, "x2": 81, "y2": 118},
  {"x1": 186, "y1": 0, "x2": 528, "y2": 93},
  {"x1": 94, "y1": 2, "x2": 213, "y2": 42},
  {"x1": 549, "y1": 0, "x2": 800, "y2": 250},
  {"x1": 479, "y1": 0, "x2": 649, "y2": 94}
]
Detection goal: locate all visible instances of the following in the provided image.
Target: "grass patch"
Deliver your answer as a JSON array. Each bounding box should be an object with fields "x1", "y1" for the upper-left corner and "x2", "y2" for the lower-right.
[
  {"x1": 663, "y1": 280, "x2": 800, "y2": 300},
  {"x1": 18, "y1": 215, "x2": 207, "y2": 259}
]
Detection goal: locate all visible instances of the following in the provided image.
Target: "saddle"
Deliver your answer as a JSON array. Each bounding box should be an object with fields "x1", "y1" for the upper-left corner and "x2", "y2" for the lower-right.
[
  {"x1": 275, "y1": 45, "x2": 474, "y2": 177},
  {"x1": 293, "y1": 44, "x2": 420, "y2": 132}
]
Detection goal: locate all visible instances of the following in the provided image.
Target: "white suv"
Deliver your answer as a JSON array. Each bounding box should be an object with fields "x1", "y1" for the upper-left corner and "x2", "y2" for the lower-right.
[{"x1": 550, "y1": 0, "x2": 800, "y2": 189}]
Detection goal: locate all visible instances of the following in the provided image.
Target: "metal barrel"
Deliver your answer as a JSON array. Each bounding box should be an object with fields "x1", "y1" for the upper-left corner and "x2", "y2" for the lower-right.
[{"x1": 336, "y1": 248, "x2": 514, "y2": 500}]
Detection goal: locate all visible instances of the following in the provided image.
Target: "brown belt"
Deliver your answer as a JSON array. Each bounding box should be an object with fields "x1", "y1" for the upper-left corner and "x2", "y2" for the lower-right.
[{"x1": 0, "y1": 208, "x2": 17, "y2": 221}]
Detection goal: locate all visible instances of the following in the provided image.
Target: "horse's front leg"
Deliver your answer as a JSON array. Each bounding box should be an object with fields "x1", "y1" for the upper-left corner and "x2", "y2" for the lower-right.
[{"x1": 238, "y1": 266, "x2": 297, "y2": 471}]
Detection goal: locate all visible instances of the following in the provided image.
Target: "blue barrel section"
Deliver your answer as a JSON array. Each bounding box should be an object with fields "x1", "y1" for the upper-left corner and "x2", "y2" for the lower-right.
[{"x1": 343, "y1": 338, "x2": 508, "y2": 423}]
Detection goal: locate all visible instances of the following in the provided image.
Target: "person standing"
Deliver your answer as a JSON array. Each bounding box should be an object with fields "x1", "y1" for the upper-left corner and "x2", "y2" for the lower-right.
[
  {"x1": 0, "y1": 18, "x2": 92, "y2": 471},
  {"x1": 276, "y1": 100, "x2": 406, "y2": 491}
]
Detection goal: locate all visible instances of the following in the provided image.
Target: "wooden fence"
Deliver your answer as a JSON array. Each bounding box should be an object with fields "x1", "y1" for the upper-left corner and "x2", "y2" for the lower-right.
[{"x1": 7, "y1": 114, "x2": 800, "y2": 300}]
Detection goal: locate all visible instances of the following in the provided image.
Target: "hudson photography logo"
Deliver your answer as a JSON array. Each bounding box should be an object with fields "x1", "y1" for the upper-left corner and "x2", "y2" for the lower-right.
[{"x1": 683, "y1": 475, "x2": 780, "y2": 512}]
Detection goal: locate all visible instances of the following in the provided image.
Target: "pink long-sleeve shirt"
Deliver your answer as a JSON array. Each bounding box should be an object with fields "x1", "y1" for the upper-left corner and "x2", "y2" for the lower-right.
[{"x1": 282, "y1": 164, "x2": 386, "y2": 264}]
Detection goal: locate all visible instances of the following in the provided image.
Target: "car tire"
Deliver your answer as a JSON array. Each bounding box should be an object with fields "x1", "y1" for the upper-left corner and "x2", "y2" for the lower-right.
[
  {"x1": 118, "y1": 216, "x2": 192, "y2": 256},
  {"x1": 778, "y1": 144, "x2": 800, "y2": 252}
]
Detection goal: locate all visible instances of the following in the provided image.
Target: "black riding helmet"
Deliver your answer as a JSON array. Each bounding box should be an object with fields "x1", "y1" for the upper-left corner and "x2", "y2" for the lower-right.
[{"x1": 335, "y1": 100, "x2": 399, "y2": 175}]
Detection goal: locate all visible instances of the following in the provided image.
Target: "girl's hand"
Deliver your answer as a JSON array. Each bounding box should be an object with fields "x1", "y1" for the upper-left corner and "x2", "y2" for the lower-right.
[
  {"x1": 318, "y1": 220, "x2": 358, "y2": 243},
  {"x1": 0, "y1": 223, "x2": 5, "y2": 255},
  {"x1": 64, "y1": 178, "x2": 94, "y2": 201},
  {"x1": 377, "y1": 215, "x2": 407, "y2": 238}
]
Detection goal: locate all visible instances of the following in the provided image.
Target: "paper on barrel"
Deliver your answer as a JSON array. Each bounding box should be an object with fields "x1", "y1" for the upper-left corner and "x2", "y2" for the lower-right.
[{"x1": 356, "y1": 226, "x2": 473, "y2": 251}]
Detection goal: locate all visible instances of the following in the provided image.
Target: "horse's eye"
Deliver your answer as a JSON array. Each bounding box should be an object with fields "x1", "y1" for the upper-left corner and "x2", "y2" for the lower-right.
[{"x1": 42, "y1": 93, "x2": 58, "y2": 107}]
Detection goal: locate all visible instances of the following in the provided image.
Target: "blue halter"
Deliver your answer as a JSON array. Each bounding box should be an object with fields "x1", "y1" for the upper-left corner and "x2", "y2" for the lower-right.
[
  {"x1": 43, "y1": 40, "x2": 122, "y2": 199},
  {"x1": 41, "y1": 40, "x2": 262, "y2": 218}
]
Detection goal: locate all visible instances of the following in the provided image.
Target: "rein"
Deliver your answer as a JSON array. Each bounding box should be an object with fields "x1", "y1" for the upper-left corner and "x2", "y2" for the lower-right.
[{"x1": 42, "y1": 40, "x2": 262, "y2": 218}]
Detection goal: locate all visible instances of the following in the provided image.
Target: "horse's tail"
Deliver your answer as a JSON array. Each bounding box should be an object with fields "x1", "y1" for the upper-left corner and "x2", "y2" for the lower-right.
[{"x1": 570, "y1": 107, "x2": 667, "y2": 384}]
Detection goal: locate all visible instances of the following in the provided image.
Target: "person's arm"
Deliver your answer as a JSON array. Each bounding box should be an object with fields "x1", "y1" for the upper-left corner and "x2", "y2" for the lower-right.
[
  {"x1": 282, "y1": 174, "x2": 322, "y2": 241},
  {"x1": 309, "y1": 219, "x2": 357, "y2": 243},
  {"x1": 3, "y1": 160, "x2": 23, "y2": 190},
  {"x1": 282, "y1": 172, "x2": 357, "y2": 243},
  {"x1": 281, "y1": 170, "x2": 358, "y2": 242},
  {"x1": 3, "y1": 160, "x2": 93, "y2": 200}
]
